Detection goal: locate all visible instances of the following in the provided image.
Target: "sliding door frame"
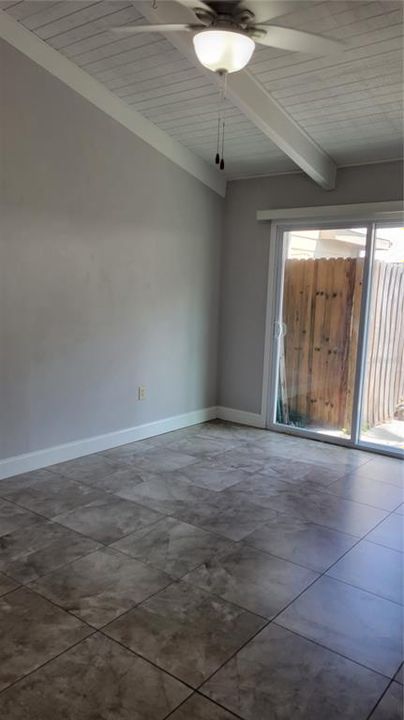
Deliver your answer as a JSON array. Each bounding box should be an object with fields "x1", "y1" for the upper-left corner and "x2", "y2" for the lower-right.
[{"x1": 263, "y1": 213, "x2": 403, "y2": 459}]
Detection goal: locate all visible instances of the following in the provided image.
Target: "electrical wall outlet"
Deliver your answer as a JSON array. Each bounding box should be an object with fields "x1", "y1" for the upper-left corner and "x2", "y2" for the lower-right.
[{"x1": 138, "y1": 385, "x2": 146, "y2": 401}]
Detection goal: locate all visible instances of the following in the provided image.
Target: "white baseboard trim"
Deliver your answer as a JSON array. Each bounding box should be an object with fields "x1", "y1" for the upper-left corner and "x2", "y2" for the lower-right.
[
  {"x1": 216, "y1": 406, "x2": 266, "y2": 428},
  {"x1": 0, "y1": 407, "x2": 217, "y2": 480}
]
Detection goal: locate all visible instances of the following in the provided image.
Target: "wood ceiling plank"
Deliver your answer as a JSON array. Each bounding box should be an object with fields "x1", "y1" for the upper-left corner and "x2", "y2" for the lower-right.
[
  {"x1": 24, "y1": 2, "x2": 98, "y2": 31},
  {"x1": 261, "y1": 51, "x2": 401, "y2": 94},
  {"x1": 48, "y1": 7, "x2": 142, "y2": 51},
  {"x1": 115, "y1": 68, "x2": 205, "y2": 97},
  {"x1": 35, "y1": 2, "x2": 131, "y2": 41},
  {"x1": 286, "y1": 89, "x2": 402, "y2": 117},
  {"x1": 274, "y1": 73, "x2": 402, "y2": 106},
  {"x1": 133, "y1": 84, "x2": 217, "y2": 112},
  {"x1": 253, "y1": 33, "x2": 403, "y2": 85},
  {"x1": 93, "y1": 42, "x2": 178, "y2": 82},
  {"x1": 122, "y1": 76, "x2": 212, "y2": 104},
  {"x1": 3, "y1": 1, "x2": 59, "y2": 21},
  {"x1": 68, "y1": 31, "x2": 158, "y2": 64},
  {"x1": 138, "y1": 95, "x2": 225, "y2": 122},
  {"x1": 105, "y1": 59, "x2": 194, "y2": 90},
  {"x1": 80, "y1": 35, "x2": 165, "y2": 72}
]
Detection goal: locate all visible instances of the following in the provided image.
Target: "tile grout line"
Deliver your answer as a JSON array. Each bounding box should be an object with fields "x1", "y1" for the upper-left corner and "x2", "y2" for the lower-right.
[
  {"x1": 0, "y1": 576, "x2": 185, "y2": 700},
  {"x1": 365, "y1": 674, "x2": 400, "y2": 720},
  {"x1": 0, "y1": 623, "x2": 98, "y2": 699}
]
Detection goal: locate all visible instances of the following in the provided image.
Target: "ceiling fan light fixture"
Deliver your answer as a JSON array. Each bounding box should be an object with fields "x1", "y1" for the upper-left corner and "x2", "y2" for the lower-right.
[{"x1": 193, "y1": 29, "x2": 255, "y2": 73}]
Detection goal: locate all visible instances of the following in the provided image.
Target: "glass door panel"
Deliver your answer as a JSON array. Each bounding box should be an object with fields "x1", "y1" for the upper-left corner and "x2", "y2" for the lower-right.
[
  {"x1": 275, "y1": 226, "x2": 367, "y2": 439},
  {"x1": 360, "y1": 225, "x2": 404, "y2": 452}
]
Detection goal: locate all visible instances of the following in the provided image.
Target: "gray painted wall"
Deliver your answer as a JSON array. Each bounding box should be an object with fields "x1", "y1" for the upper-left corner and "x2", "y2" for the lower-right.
[
  {"x1": 0, "y1": 40, "x2": 223, "y2": 459},
  {"x1": 2, "y1": 39, "x2": 402, "y2": 459},
  {"x1": 219, "y1": 161, "x2": 404, "y2": 414}
]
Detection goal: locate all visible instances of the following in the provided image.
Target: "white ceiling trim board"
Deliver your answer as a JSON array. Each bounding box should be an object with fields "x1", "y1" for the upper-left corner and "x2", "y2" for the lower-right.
[
  {"x1": 0, "y1": 9, "x2": 226, "y2": 197},
  {"x1": 257, "y1": 200, "x2": 404, "y2": 222},
  {"x1": 136, "y1": 1, "x2": 337, "y2": 190}
]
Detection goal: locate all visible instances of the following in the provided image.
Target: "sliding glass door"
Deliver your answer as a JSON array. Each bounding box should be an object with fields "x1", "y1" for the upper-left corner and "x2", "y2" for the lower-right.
[
  {"x1": 359, "y1": 225, "x2": 404, "y2": 452},
  {"x1": 269, "y1": 221, "x2": 404, "y2": 457}
]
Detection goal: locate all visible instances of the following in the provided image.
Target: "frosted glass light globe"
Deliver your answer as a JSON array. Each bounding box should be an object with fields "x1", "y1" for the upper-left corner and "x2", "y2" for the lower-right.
[{"x1": 193, "y1": 29, "x2": 255, "y2": 73}]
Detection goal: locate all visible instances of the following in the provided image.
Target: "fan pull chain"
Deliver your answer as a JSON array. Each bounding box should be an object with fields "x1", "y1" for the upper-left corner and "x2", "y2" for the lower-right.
[
  {"x1": 220, "y1": 119, "x2": 225, "y2": 170},
  {"x1": 215, "y1": 71, "x2": 227, "y2": 171},
  {"x1": 215, "y1": 114, "x2": 220, "y2": 165}
]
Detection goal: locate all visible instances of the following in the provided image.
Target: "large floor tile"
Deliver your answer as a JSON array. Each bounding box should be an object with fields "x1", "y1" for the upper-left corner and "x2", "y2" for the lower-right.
[
  {"x1": 146, "y1": 426, "x2": 205, "y2": 447},
  {"x1": 273, "y1": 437, "x2": 371, "y2": 470},
  {"x1": 369, "y1": 681, "x2": 403, "y2": 720},
  {"x1": 183, "y1": 544, "x2": 317, "y2": 619},
  {"x1": 395, "y1": 664, "x2": 404, "y2": 684},
  {"x1": 50, "y1": 453, "x2": 123, "y2": 483},
  {"x1": 5, "y1": 476, "x2": 105, "y2": 519},
  {"x1": 0, "y1": 499, "x2": 40, "y2": 538},
  {"x1": 325, "y1": 473, "x2": 403, "y2": 511},
  {"x1": 201, "y1": 623, "x2": 388, "y2": 720},
  {"x1": 251, "y1": 457, "x2": 345, "y2": 488},
  {"x1": 221, "y1": 473, "x2": 308, "y2": 508},
  {"x1": 123, "y1": 448, "x2": 199, "y2": 474},
  {"x1": 0, "y1": 516, "x2": 100, "y2": 583},
  {"x1": 80, "y1": 466, "x2": 157, "y2": 494},
  {"x1": 113, "y1": 517, "x2": 233, "y2": 578},
  {"x1": 120, "y1": 474, "x2": 216, "y2": 515},
  {"x1": 179, "y1": 493, "x2": 278, "y2": 541},
  {"x1": 101, "y1": 437, "x2": 159, "y2": 462},
  {"x1": 0, "y1": 468, "x2": 59, "y2": 497},
  {"x1": 366, "y1": 512, "x2": 403, "y2": 552},
  {"x1": 204, "y1": 447, "x2": 265, "y2": 474},
  {"x1": 0, "y1": 572, "x2": 19, "y2": 597},
  {"x1": 168, "y1": 693, "x2": 240, "y2": 719},
  {"x1": 328, "y1": 540, "x2": 403, "y2": 605},
  {"x1": 31, "y1": 547, "x2": 171, "y2": 627},
  {"x1": 178, "y1": 457, "x2": 254, "y2": 492},
  {"x1": 53, "y1": 496, "x2": 162, "y2": 543},
  {"x1": 0, "y1": 587, "x2": 91, "y2": 691},
  {"x1": 277, "y1": 576, "x2": 403, "y2": 677},
  {"x1": 244, "y1": 512, "x2": 357, "y2": 572},
  {"x1": 104, "y1": 580, "x2": 265, "y2": 687},
  {"x1": 240, "y1": 483, "x2": 388, "y2": 537},
  {"x1": 160, "y1": 434, "x2": 239, "y2": 459},
  {"x1": 215, "y1": 445, "x2": 285, "y2": 473},
  {"x1": 196, "y1": 421, "x2": 268, "y2": 443},
  {"x1": 220, "y1": 439, "x2": 369, "y2": 475},
  {"x1": 0, "y1": 633, "x2": 191, "y2": 720},
  {"x1": 354, "y1": 456, "x2": 404, "y2": 488}
]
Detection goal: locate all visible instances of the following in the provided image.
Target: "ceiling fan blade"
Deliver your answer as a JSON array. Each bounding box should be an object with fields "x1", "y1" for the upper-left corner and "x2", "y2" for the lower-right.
[
  {"x1": 255, "y1": 26, "x2": 343, "y2": 54},
  {"x1": 240, "y1": 1, "x2": 303, "y2": 24},
  {"x1": 111, "y1": 23, "x2": 195, "y2": 34},
  {"x1": 175, "y1": 0, "x2": 214, "y2": 15}
]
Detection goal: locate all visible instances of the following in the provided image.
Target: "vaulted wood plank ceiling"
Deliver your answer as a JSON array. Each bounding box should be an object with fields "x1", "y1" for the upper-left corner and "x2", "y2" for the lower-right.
[{"x1": 1, "y1": 0, "x2": 402, "y2": 180}]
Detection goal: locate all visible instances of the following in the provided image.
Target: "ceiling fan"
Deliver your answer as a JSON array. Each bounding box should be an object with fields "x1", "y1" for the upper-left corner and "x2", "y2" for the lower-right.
[{"x1": 112, "y1": 0, "x2": 343, "y2": 74}]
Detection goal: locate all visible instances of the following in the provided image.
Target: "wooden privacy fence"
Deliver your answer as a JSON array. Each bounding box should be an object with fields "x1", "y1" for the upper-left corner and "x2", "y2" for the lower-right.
[
  {"x1": 280, "y1": 257, "x2": 404, "y2": 432},
  {"x1": 363, "y1": 260, "x2": 404, "y2": 429}
]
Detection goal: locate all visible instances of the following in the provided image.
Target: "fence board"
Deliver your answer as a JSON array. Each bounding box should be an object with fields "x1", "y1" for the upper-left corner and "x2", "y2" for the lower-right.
[{"x1": 282, "y1": 257, "x2": 404, "y2": 432}]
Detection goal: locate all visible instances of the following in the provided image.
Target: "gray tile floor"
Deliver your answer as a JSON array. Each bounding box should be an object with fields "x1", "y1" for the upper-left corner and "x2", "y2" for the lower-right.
[{"x1": 0, "y1": 421, "x2": 402, "y2": 719}]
